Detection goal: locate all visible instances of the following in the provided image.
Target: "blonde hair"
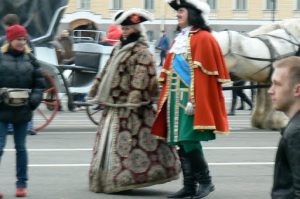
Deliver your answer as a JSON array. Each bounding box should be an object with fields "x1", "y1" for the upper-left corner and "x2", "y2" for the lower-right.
[
  {"x1": 274, "y1": 56, "x2": 300, "y2": 86},
  {"x1": 1, "y1": 43, "x2": 32, "y2": 54}
]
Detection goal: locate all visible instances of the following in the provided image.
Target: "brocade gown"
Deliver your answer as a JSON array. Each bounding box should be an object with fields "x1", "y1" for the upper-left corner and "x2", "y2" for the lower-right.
[{"x1": 88, "y1": 36, "x2": 181, "y2": 193}]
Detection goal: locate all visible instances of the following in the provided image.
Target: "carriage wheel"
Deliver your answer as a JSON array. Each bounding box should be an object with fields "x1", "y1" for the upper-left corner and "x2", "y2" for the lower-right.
[
  {"x1": 86, "y1": 104, "x2": 103, "y2": 125},
  {"x1": 33, "y1": 72, "x2": 60, "y2": 132}
]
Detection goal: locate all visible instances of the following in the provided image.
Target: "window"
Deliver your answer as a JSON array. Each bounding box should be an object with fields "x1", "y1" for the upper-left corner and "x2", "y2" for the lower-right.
[
  {"x1": 297, "y1": 0, "x2": 300, "y2": 10},
  {"x1": 207, "y1": 0, "x2": 217, "y2": 10},
  {"x1": 147, "y1": 31, "x2": 154, "y2": 42},
  {"x1": 112, "y1": 0, "x2": 122, "y2": 10},
  {"x1": 144, "y1": 0, "x2": 154, "y2": 10},
  {"x1": 266, "y1": 0, "x2": 277, "y2": 10},
  {"x1": 236, "y1": 0, "x2": 247, "y2": 10},
  {"x1": 78, "y1": 0, "x2": 90, "y2": 10}
]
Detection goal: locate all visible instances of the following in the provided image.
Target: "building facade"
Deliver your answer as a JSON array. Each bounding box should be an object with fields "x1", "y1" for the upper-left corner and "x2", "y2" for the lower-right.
[{"x1": 59, "y1": 0, "x2": 300, "y2": 41}]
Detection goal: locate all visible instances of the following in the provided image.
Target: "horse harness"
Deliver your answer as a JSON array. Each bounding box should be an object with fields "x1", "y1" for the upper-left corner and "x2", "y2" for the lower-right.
[
  {"x1": 248, "y1": 35, "x2": 277, "y2": 81},
  {"x1": 224, "y1": 29, "x2": 300, "y2": 81}
]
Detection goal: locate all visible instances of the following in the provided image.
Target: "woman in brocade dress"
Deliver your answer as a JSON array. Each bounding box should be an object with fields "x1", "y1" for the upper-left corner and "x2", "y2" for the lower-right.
[{"x1": 87, "y1": 8, "x2": 181, "y2": 194}]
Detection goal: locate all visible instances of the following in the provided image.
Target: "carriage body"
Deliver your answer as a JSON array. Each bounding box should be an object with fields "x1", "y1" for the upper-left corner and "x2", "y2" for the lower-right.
[
  {"x1": 67, "y1": 29, "x2": 113, "y2": 94},
  {"x1": 59, "y1": 29, "x2": 114, "y2": 114}
]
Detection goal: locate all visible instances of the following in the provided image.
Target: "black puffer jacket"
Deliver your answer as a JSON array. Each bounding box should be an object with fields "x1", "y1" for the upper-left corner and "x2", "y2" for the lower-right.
[
  {"x1": 0, "y1": 46, "x2": 45, "y2": 123},
  {"x1": 271, "y1": 111, "x2": 300, "y2": 199}
]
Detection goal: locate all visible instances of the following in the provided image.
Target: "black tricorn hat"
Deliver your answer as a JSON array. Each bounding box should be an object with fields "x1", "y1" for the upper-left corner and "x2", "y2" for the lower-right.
[
  {"x1": 167, "y1": 0, "x2": 210, "y2": 15},
  {"x1": 114, "y1": 8, "x2": 153, "y2": 26}
]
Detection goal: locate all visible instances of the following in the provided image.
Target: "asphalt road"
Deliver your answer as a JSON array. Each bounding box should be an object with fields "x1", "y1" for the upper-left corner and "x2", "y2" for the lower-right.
[{"x1": 0, "y1": 103, "x2": 279, "y2": 199}]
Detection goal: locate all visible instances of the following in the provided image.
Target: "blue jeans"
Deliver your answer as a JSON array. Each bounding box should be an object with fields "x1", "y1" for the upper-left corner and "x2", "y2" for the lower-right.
[
  {"x1": 0, "y1": 122, "x2": 28, "y2": 188},
  {"x1": 8, "y1": 120, "x2": 33, "y2": 131},
  {"x1": 160, "y1": 50, "x2": 167, "y2": 66}
]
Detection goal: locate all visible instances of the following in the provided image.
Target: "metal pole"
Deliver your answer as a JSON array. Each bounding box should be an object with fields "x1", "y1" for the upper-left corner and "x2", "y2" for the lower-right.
[{"x1": 272, "y1": 0, "x2": 276, "y2": 22}]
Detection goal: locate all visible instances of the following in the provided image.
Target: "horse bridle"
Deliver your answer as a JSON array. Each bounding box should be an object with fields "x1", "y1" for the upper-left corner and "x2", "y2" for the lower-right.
[
  {"x1": 222, "y1": 30, "x2": 274, "y2": 80},
  {"x1": 222, "y1": 30, "x2": 233, "y2": 57}
]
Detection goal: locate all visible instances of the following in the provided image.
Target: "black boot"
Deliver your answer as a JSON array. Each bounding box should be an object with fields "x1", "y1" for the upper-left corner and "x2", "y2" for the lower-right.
[
  {"x1": 187, "y1": 149, "x2": 215, "y2": 199},
  {"x1": 167, "y1": 148, "x2": 197, "y2": 198},
  {"x1": 227, "y1": 112, "x2": 235, "y2": 116},
  {"x1": 239, "y1": 91, "x2": 253, "y2": 110},
  {"x1": 236, "y1": 106, "x2": 244, "y2": 110},
  {"x1": 230, "y1": 91, "x2": 237, "y2": 114},
  {"x1": 194, "y1": 172, "x2": 215, "y2": 199}
]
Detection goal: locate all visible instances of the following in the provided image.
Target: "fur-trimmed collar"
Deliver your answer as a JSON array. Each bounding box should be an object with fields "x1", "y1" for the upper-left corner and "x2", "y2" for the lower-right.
[
  {"x1": 115, "y1": 35, "x2": 149, "y2": 50},
  {"x1": 93, "y1": 35, "x2": 150, "y2": 103}
]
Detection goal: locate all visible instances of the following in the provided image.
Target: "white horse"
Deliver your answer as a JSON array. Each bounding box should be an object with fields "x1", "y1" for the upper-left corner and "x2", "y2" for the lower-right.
[{"x1": 213, "y1": 19, "x2": 300, "y2": 129}]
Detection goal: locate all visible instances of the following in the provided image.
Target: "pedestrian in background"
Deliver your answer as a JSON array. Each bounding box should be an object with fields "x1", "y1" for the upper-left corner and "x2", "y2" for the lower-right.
[
  {"x1": 54, "y1": 29, "x2": 74, "y2": 65},
  {"x1": 152, "y1": 0, "x2": 230, "y2": 198},
  {"x1": 87, "y1": 8, "x2": 180, "y2": 193},
  {"x1": 0, "y1": 14, "x2": 20, "y2": 44},
  {"x1": 268, "y1": 56, "x2": 300, "y2": 199},
  {"x1": 228, "y1": 80, "x2": 253, "y2": 115},
  {"x1": 157, "y1": 30, "x2": 170, "y2": 66},
  {"x1": 0, "y1": 25, "x2": 45, "y2": 198},
  {"x1": 99, "y1": 24, "x2": 122, "y2": 46}
]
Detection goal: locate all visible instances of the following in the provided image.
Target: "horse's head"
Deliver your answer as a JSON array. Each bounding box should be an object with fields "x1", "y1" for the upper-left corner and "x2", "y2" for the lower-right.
[{"x1": 280, "y1": 19, "x2": 300, "y2": 40}]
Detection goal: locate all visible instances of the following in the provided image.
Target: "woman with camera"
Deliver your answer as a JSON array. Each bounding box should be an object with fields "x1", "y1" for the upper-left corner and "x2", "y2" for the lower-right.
[{"x1": 0, "y1": 25, "x2": 45, "y2": 198}]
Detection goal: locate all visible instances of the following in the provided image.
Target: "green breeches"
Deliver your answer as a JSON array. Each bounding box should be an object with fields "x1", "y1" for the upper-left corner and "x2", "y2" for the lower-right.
[{"x1": 180, "y1": 141, "x2": 203, "y2": 153}]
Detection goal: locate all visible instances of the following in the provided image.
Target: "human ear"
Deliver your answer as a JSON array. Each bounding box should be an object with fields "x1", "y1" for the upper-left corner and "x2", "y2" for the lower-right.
[{"x1": 294, "y1": 84, "x2": 300, "y2": 97}]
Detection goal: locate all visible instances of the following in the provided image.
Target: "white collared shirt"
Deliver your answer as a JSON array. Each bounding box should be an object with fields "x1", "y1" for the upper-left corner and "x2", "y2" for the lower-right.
[{"x1": 169, "y1": 26, "x2": 192, "y2": 54}]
